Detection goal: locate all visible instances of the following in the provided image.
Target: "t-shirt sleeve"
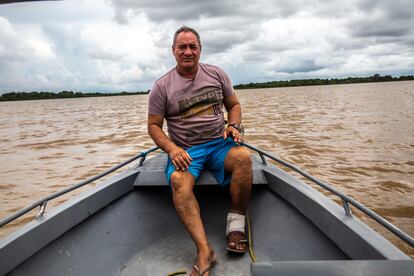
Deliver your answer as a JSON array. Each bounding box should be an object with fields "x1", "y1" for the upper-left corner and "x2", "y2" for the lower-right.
[
  {"x1": 148, "y1": 82, "x2": 166, "y2": 116},
  {"x1": 217, "y1": 67, "x2": 234, "y2": 97}
]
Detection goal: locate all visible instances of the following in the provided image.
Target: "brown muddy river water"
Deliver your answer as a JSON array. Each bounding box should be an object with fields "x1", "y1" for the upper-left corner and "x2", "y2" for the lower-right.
[{"x1": 1, "y1": 81, "x2": 413, "y2": 256}]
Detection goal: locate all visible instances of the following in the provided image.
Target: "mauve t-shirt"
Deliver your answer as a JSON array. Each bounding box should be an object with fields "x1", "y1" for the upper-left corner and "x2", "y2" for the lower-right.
[{"x1": 148, "y1": 63, "x2": 234, "y2": 148}]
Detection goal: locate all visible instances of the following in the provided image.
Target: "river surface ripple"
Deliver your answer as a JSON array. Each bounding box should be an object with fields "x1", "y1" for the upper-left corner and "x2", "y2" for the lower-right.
[{"x1": 0, "y1": 81, "x2": 413, "y2": 256}]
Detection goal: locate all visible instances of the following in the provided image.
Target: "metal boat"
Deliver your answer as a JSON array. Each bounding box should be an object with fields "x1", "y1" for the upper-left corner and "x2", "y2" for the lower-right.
[{"x1": 1, "y1": 143, "x2": 413, "y2": 275}]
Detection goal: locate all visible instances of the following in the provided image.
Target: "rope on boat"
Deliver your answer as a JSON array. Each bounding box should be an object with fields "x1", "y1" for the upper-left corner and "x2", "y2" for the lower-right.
[
  {"x1": 166, "y1": 270, "x2": 187, "y2": 276},
  {"x1": 246, "y1": 212, "x2": 257, "y2": 263}
]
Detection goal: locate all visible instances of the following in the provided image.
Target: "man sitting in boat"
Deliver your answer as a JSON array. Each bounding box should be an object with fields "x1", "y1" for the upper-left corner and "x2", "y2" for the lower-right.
[{"x1": 147, "y1": 26, "x2": 253, "y2": 275}]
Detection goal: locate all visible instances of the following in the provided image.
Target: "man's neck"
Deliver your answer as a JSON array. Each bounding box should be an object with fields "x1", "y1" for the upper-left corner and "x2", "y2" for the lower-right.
[{"x1": 176, "y1": 65, "x2": 199, "y2": 79}]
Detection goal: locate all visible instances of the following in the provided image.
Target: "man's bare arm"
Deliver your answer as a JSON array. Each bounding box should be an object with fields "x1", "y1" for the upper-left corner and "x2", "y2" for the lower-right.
[
  {"x1": 223, "y1": 94, "x2": 243, "y2": 143},
  {"x1": 148, "y1": 114, "x2": 174, "y2": 152},
  {"x1": 148, "y1": 114, "x2": 192, "y2": 170}
]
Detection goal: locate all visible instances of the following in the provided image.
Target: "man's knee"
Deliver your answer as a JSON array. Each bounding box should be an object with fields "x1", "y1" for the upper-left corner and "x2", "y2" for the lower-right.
[
  {"x1": 226, "y1": 147, "x2": 252, "y2": 171},
  {"x1": 236, "y1": 147, "x2": 252, "y2": 167},
  {"x1": 170, "y1": 171, "x2": 194, "y2": 193}
]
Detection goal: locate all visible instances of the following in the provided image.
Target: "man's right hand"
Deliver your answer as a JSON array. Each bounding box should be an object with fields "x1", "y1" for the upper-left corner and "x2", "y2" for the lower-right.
[
  {"x1": 148, "y1": 114, "x2": 192, "y2": 171},
  {"x1": 168, "y1": 146, "x2": 192, "y2": 171}
]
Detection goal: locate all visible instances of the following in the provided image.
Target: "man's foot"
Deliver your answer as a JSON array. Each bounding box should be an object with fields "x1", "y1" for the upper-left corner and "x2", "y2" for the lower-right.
[
  {"x1": 227, "y1": 231, "x2": 247, "y2": 254},
  {"x1": 189, "y1": 246, "x2": 216, "y2": 276}
]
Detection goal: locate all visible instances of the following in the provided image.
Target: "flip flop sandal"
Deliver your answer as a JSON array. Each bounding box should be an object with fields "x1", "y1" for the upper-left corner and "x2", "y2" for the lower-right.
[
  {"x1": 226, "y1": 232, "x2": 248, "y2": 254},
  {"x1": 189, "y1": 260, "x2": 216, "y2": 276}
]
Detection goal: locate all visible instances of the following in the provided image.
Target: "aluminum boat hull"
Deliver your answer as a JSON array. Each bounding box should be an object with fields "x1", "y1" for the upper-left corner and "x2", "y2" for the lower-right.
[{"x1": 0, "y1": 153, "x2": 413, "y2": 275}]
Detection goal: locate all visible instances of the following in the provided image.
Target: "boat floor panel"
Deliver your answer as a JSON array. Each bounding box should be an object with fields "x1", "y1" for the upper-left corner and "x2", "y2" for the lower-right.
[
  {"x1": 119, "y1": 222, "x2": 252, "y2": 276},
  {"x1": 10, "y1": 185, "x2": 348, "y2": 276}
]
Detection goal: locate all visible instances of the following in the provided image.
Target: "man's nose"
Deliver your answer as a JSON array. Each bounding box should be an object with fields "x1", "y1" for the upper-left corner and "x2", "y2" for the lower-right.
[{"x1": 183, "y1": 47, "x2": 192, "y2": 55}]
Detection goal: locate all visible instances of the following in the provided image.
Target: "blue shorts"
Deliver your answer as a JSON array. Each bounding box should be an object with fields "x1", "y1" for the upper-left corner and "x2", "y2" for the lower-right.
[{"x1": 165, "y1": 137, "x2": 238, "y2": 186}]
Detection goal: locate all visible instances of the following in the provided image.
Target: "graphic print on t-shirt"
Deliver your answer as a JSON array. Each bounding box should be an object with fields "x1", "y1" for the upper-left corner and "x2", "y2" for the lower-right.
[
  {"x1": 178, "y1": 87, "x2": 223, "y2": 120},
  {"x1": 175, "y1": 86, "x2": 224, "y2": 143}
]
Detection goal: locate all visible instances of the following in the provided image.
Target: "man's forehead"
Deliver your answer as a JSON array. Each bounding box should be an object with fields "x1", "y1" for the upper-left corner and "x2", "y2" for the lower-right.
[
  {"x1": 177, "y1": 41, "x2": 198, "y2": 45},
  {"x1": 176, "y1": 32, "x2": 199, "y2": 44}
]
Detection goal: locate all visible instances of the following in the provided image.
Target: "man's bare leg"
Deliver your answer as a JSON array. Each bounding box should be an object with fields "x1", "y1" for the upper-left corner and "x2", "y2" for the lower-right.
[
  {"x1": 224, "y1": 146, "x2": 253, "y2": 252},
  {"x1": 170, "y1": 171, "x2": 216, "y2": 276}
]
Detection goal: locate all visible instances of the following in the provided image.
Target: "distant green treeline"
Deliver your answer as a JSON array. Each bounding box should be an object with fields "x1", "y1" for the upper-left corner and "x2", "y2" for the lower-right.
[
  {"x1": 1, "y1": 74, "x2": 413, "y2": 102},
  {"x1": 0, "y1": 91, "x2": 148, "y2": 102},
  {"x1": 233, "y1": 74, "x2": 414, "y2": 90}
]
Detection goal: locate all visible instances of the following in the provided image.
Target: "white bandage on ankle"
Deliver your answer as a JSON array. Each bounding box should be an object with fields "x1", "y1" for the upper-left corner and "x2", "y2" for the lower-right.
[{"x1": 226, "y1": 212, "x2": 246, "y2": 236}]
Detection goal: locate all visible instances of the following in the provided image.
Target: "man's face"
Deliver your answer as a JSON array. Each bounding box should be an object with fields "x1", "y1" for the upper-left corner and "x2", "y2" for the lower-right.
[{"x1": 172, "y1": 31, "x2": 201, "y2": 72}]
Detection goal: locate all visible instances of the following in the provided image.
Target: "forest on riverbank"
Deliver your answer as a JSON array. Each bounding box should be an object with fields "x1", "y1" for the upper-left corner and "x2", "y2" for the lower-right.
[
  {"x1": 1, "y1": 74, "x2": 413, "y2": 101},
  {"x1": 233, "y1": 74, "x2": 414, "y2": 89},
  {"x1": 0, "y1": 91, "x2": 148, "y2": 102}
]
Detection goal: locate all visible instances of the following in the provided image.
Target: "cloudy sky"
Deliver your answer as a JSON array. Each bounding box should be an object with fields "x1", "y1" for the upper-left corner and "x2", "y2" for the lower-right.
[{"x1": 0, "y1": 0, "x2": 413, "y2": 93}]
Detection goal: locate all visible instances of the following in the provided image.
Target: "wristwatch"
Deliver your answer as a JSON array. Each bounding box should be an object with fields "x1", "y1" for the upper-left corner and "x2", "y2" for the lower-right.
[{"x1": 228, "y1": 123, "x2": 243, "y2": 132}]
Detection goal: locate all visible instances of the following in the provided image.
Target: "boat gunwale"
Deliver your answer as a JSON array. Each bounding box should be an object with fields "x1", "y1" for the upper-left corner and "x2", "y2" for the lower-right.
[{"x1": 241, "y1": 142, "x2": 414, "y2": 249}]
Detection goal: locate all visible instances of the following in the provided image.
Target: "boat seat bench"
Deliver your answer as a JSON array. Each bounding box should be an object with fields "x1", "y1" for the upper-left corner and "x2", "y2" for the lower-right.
[{"x1": 133, "y1": 152, "x2": 268, "y2": 186}]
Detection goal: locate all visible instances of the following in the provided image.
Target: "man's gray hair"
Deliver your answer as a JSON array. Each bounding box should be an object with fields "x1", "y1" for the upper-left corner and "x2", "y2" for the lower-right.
[{"x1": 173, "y1": 26, "x2": 201, "y2": 48}]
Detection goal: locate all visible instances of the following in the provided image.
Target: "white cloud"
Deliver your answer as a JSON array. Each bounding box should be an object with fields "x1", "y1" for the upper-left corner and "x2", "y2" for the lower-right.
[
  {"x1": 0, "y1": 0, "x2": 413, "y2": 93},
  {"x1": 26, "y1": 38, "x2": 55, "y2": 59}
]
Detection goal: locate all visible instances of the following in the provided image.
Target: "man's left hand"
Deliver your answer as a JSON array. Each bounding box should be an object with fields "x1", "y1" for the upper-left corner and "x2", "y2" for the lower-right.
[{"x1": 223, "y1": 125, "x2": 243, "y2": 143}]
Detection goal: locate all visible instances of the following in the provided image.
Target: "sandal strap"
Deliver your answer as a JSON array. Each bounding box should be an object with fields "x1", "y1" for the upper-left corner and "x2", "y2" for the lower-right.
[
  {"x1": 234, "y1": 239, "x2": 248, "y2": 245},
  {"x1": 190, "y1": 262, "x2": 215, "y2": 276},
  {"x1": 228, "y1": 232, "x2": 248, "y2": 243},
  {"x1": 191, "y1": 264, "x2": 201, "y2": 276},
  {"x1": 199, "y1": 262, "x2": 214, "y2": 276}
]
